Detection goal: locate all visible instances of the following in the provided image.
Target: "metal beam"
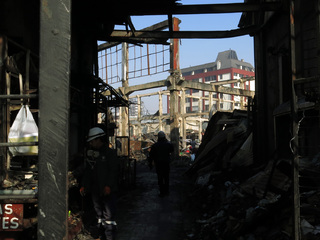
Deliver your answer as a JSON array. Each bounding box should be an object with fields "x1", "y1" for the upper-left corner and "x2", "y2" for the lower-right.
[
  {"x1": 0, "y1": 142, "x2": 38, "y2": 147},
  {"x1": 122, "y1": 79, "x2": 168, "y2": 95},
  {"x1": 128, "y1": 2, "x2": 282, "y2": 15},
  {"x1": 211, "y1": 77, "x2": 255, "y2": 85},
  {"x1": 0, "y1": 94, "x2": 38, "y2": 99},
  {"x1": 38, "y1": 0, "x2": 71, "y2": 239},
  {"x1": 130, "y1": 90, "x2": 169, "y2": 99},
  {"x1": 109, "y1": 25, "x2": 259, "y2": 40},
  {"x1": 181, "y1": 81, "x2": 254, "y2": 97}
]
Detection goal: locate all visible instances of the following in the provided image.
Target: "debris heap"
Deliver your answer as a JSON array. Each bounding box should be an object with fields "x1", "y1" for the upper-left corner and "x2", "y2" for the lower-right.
[{"x1": 186, "y1": 110, "x2": 320, "y2": 240}]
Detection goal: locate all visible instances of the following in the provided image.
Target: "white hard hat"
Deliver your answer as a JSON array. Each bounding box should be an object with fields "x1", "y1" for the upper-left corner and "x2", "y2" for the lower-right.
[{"x1": 87, "y1": 127, "x2": 106, "y2": 142}]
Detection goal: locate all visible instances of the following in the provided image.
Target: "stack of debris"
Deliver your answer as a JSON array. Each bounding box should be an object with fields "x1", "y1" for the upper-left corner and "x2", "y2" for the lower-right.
[
  {"x1": 130, "y1": 138, "x2": 154, "y2": 161},
  {"x1": 186, "y1": 110, "x2": 300, "y2": 239}
]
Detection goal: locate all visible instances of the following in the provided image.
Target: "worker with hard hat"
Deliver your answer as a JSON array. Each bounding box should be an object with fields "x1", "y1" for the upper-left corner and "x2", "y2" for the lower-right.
[
  {"x1": 80, "y1": 127, "x2": 119, "y2": 240},
  {"x1": 149, "y1": 131, "x2": 174, "y2": 197}
]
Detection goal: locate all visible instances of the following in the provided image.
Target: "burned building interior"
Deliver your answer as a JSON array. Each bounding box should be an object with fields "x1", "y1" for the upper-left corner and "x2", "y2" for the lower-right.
[{"x1": 0, "y1": 0, "x2": 320, "y2": 239}]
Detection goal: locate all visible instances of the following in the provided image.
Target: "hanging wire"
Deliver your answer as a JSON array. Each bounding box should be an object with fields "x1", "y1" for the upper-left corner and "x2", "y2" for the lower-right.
[{"x1": 289, "y1": 110, "x2": 306, "y2": 154}]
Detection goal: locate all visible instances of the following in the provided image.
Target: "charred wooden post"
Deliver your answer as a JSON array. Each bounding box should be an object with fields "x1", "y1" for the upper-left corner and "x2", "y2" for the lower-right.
[
  {"x1": 120, "y1": 42, "x2": 129, "y2": 137},
  {"x1": 137, "y1": 95, "x2": 141, "y2": 139},
  {"x1": 38, "y1": 0, "x2": 71, "y2": 239},
  {"x1": 158, "y1": 92, "x2": 163, "y2": 131},
  {"x1": 181, "y1": 89, "x2": 187, "y2": 149},
  {"x1": 169, "y1": 17, "x2": 181, "y2": 160}
]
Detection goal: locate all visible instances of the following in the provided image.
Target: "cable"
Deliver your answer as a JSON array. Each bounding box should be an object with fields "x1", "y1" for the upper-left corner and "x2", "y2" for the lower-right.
[{"x1": 289, "y1": 110, "x2": 305, "y2": 154}]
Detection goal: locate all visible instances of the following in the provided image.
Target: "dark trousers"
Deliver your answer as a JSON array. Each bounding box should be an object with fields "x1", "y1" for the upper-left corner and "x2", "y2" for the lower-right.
[
  {"x1": 91, "y1": 191, "x2": 117, "y2": 240},
  {"x1": 156, "y1": 165, "x2": 170, "y2": 195}
]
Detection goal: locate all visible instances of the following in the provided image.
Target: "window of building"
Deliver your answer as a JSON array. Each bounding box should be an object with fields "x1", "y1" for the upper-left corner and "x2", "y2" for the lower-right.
[
  {"x1": 204, "y1": 105, "x2": 209, "y2": 111},
  {"x1": 194, "y1": 69, "x2": 203, "y2": 74},
  {"x1": 192, "y1": 106, "x2": 198, "y2": 112},
  {"x1": 186, "y1": 107, "x2": 191, "y2": 112},
  {"x1": 185, "y1": 89, "x2": 190, "y2": 95},
  {"x1": 234, "y1": 82, "x2": 240, "y2": 87},
  {"x1": 186, "y1": 98, "x2": 191, "y2": 103},
  {"x1": 219, "y1": 74, "x2": 223, "y2": 80},
  {"x1": 182, "y1": 71, "x2": 192, "y2": 77},
  {"x1": 205, "y1": 75, "x2": 217, "y2": 82}
]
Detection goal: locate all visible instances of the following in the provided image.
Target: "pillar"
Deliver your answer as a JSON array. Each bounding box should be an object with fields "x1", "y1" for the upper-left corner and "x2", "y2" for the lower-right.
[
  {"x1": 120, "y1": 42, "x2": 129, "y2": 136},
  {"x1": 158, "y1": 92, "x2": 163, "y2": 131},
  {"x1": 38, "y1": 0, "x2": 71, "y2": 238}
]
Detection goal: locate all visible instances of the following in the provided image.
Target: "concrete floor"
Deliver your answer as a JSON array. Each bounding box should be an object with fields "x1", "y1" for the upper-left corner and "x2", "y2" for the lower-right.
[{"x1": 115, "y1": 163, "x2": 194, "y2": 240}]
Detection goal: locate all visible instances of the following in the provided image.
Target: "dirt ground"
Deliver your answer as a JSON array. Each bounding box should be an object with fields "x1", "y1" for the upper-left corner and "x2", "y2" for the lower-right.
[{"x1": 115, "y1": 162, "x2": 195, "y2": 240}]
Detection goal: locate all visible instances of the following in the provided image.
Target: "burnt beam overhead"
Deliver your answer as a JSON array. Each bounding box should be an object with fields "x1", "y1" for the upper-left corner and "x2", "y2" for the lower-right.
[
  {"x1": 127, "y1": 2, "x2": 283, "y2": 15},
  {"x1": 98, "y1": 19, "x2": 171, "y2": 50},
  {"x1": 106, "y1": 25, "x2": 259, "y2": 40}
]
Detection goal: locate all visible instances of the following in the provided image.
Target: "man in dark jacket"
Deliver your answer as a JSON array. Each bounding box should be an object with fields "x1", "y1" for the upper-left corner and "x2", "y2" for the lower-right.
[
  {"x1": 149, "y1": 131, "x2": 174, "y2": 197},
  {"x1": 80, "y1": 127, "x2": 118, "y2": 240}
]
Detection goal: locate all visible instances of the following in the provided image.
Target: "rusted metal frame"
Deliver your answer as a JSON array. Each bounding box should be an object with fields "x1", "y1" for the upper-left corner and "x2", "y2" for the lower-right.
[
  {"x1": 38, "y1": 0, "x2": 71, "y2": 239},
  {"x1": 128, "y1": 2, "x2": 282, "y2": 15},
  {"x1": 109, "y1": 25, "x2": 259, "y2": 40},
  {"x1": 289, "y1": 1, "x2": 301, "y2": 239}
]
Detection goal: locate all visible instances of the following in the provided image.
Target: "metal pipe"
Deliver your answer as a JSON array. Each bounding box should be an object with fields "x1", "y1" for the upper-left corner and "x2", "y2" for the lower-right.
[
  {"x1": 0, "y1": 94, "x2": 38, "y2": 99},
  {"x1": 0, "y1": 142, "x2": 38, "y2": 147}
]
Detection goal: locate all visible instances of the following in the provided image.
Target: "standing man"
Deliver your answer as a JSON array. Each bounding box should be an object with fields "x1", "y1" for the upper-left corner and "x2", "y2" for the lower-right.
[
  {"x1": 80, "y1": 127, "x2": 119, "y2": 240},
  {"x1": 149, "y1": 131, "x2": 174, "y2": 197}
]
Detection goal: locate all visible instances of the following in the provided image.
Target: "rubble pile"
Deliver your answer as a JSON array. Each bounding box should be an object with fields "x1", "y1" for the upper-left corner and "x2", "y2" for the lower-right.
[{"x1": 186, "y1": 110, "x2": 320, "y2": 239}]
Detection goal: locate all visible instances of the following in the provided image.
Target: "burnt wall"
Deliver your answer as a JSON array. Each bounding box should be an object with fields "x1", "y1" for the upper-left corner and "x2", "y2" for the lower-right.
[{"x1": 254, "y1": 0, "x2": 320, "y2": 161}]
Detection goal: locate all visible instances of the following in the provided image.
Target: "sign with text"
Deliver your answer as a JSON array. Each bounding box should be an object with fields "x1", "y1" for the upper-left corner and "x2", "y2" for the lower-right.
[{"x1": 0, "y1": 204, "x2": 23, "y2": 231}]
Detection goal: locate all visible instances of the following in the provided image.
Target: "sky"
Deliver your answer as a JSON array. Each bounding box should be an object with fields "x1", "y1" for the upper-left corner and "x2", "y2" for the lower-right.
[{"x1": 109, "y1": 0, "x2": 254, "y2": 114}]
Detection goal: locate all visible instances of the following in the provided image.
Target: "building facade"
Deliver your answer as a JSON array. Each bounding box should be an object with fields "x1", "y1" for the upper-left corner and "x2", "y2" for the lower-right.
[{"x1": 178, "y1": 50, "x2": 255, "y2": 113}]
